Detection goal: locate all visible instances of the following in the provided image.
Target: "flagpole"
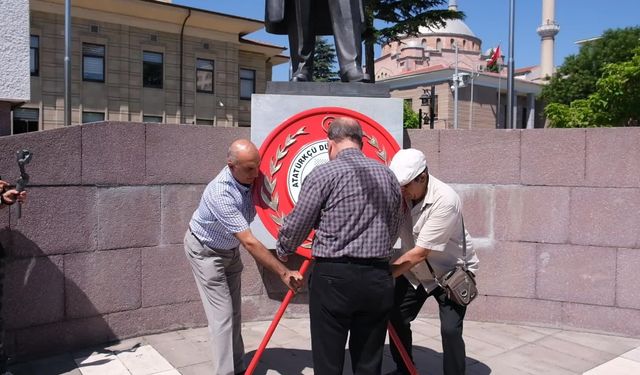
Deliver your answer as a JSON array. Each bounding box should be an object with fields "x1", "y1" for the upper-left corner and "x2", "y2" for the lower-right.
[
  {"x1": 497, "y1": 68, "x2": 502, "y2": 128},
  {"x1": 64, "y1": 0, "x2": 71, "y2": 126},
  {"x1": 506, "y1": 0, "x2": 516, "y2": 129}
]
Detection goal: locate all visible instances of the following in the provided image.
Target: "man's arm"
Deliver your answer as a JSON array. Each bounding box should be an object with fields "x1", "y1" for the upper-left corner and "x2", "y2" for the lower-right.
[
  {"x1": 276, "y1": 172, "x2": 326, "y2": 258},
  {"x1": 391, "y1": 245, "x2": 431, "y2": 277},
  {"x1": 235, "y1": 229, "x2": 303, "y2": 292}
]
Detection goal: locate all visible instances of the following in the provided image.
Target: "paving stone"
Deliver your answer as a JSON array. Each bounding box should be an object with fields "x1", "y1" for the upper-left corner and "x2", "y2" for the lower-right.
[
  {"x1": 7, "y1": 353, "x2": 81, "y2": 375},
  {"x1": 552, "y1": 330, "x2": 640, "y2": 356},
  {"x1": 147, "y1": 335, "x2": 210, "y2": 369},
  {"x1": 461, "y1": 321, "x2": 540, "y2": 351},
  {"x1": 485, "y1": 344, "x2": 581, "y2": 375},
  {"x1": 176, "y1": 361, "x2": 214, "y2": 375},
  {"x1": 621, "y1": 347, "x2": 640, "y2": 362},
  {"x1": 534, "y1": 336, "x2": 617, "y2": 369},
  {"x1": 583, "y1": 357, "x2": 640, "y2": 375},
  {"x1": 74, "y1": 351, "x2": 129, "y2": 375},
  {"x1": 116, "y1": 344, "x2": 173, "y2": 375}
]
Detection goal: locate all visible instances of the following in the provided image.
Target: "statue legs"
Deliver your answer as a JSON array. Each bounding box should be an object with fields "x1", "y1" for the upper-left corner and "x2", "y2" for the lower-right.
[
  {"x1": 328, "y1": 0, "x2": 364, "y2": 82},
  {"x1": 287, "y1": 0, "x2": 315, "y2": 82},
  {"x1": 286, "y1": 0, "x2": 364, "y2": 82}
]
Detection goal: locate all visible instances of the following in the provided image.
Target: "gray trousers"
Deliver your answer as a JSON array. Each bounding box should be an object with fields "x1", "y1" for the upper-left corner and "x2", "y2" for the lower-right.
[{"x1": 184, "y1": 230, "x2": 244, "y2": 375}]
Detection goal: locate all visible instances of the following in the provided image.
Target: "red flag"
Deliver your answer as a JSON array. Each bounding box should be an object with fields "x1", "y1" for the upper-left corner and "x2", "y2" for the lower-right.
[{"x1": 488, "y1": 45, "x2": 501, "y2": 67}]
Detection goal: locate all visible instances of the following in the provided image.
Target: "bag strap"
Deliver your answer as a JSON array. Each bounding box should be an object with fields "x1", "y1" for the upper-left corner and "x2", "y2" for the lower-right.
[{"x1": 425, "y1": 215, "x2": 467, "y2": 284}]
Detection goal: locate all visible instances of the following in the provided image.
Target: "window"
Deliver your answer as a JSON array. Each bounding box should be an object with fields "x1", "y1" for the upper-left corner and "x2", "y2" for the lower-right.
[
  {"x1": 12, "y1": 108, "x2": 39, "y2": 134},
  {"x1": 239, "y1": 68, "x2": 255, "y2": 100},
  {"x1": 30, "y1": 35, "x2": 39, "y2": 76},
  {"x1": 196, "y1": 58, "x2": 214, "y2": 93},
  {"x1": 143, "y1": 115, "x2": 163, "y2": 123},
  {"x1": 82, "y1": 111, "x2": 105, "y2": 123},
  {"x1": 196, "y1": 118, "x2": 214, "y2": 125},
  {"x1": 436, "y1": 38, "x2": 442, "y2": 50},
  {"x1": 83, "y1": 43, "x2": 105, "y2": 82},
  {"x1": 521, "y1": 107, "x2": 528, "y2": 129},
  {"x1": 143, "y1": 51, "x2": 163, "y2": 88}
]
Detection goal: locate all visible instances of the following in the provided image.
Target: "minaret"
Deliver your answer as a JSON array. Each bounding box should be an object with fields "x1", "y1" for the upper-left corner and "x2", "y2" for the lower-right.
[
  {"x1": 449, "y1": 0, "x2": 458, "y2": 11},
  {"x1": 537, "y1": 0, "x2": 560, "y2": 79}
]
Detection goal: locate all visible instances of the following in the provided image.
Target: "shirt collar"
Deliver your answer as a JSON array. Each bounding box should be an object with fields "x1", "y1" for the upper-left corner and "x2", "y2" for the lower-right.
[
  {"x1": 224, "y1": 166, "x2": 251, "y2": 194},
  {"x1": 336, "y1": 147, "x2": 362, "y2": 159},
  {"x1": 418, "y1": 174, "x2": 437, "y2": 210}
]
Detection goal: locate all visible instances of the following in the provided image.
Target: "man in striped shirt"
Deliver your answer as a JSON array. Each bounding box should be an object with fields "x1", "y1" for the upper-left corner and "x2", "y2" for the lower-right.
[
  {"x1": 276, "y1": 118, "x2": 401, "y2": 375},
  {"x1": 184, "y1": 139, "x2": 303, "y2": 375}
]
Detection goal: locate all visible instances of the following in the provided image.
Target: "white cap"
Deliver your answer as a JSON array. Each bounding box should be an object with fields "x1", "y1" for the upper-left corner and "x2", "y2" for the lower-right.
[{"x1": 389, "y1": 148, "x2": 427, "y2": 186}]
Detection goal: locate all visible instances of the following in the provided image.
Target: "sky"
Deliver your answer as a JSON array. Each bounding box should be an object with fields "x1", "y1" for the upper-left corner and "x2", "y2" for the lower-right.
[{"x1": 173, "y1": 0, "x2": 640, "y2": 81}]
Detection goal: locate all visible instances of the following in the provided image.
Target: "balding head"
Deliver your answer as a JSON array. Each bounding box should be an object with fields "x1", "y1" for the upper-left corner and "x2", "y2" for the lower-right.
[
  {"x1": 327, "y1": 117, "x2": 363, "y2": 160},
  {"x1": 328, "y1": 117, "x2": 363, "y2": 147},
  {"x1": 227, "y1": 139, "x2": 260, "y2": 185}
]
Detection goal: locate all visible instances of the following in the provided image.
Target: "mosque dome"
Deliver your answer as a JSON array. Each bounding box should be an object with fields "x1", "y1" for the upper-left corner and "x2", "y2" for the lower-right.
[
  {"x1": 418, "y1": 18, "x2": 476, "y2": 38},
  {"x1": 417, "y1": 0, "x2": 476, "y2": 39}
]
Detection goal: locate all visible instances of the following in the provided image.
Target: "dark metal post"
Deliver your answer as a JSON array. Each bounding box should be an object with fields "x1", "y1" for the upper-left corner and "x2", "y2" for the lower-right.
[
  {"x1": 430, "y1": 85, "x2": 436, "y2": 129},
  {"x1": 506, "y1": 0, "x2": 516, "y2": 129},
  {"x1": 64, "y1": 0, "x2": 71, "y2": 126}
]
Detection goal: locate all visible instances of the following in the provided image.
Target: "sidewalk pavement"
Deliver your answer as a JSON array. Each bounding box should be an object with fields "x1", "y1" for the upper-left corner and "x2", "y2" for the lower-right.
[{"x1": 7, "y1": 317, "x2": 640, "y2": 375}]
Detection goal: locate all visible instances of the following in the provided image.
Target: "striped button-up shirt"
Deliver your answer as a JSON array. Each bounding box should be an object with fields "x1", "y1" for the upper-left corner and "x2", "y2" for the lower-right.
[
  {"x1": 189, "y1": 166, "x2": 256, "y2": 250},
  {"x1": 276, "y1": 148, "x2": 401, "y2": 259}
]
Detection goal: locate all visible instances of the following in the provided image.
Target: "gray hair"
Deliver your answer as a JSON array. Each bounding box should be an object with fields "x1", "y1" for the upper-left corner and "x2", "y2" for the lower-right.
[{"x1": 327, "y1": 117, "x2": 363, "y2": 147}]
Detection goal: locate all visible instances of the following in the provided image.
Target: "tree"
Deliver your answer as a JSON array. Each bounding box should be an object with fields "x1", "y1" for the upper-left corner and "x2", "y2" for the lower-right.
[
  {"x1": 403, "y1": 100, "x2": 420, "y2": 129},
  {"x1": 313, "y1": 37, "x2": 339, "y2": 82},
  {"x1": 363, "y1": 0, "x2": 463, "y2": 82},
  {"x1": 541, "y1": 27, "x2": 640, "y2": 105},
  {"x1": 545, "y1": 48, "x2": 640, "y2": 128}
]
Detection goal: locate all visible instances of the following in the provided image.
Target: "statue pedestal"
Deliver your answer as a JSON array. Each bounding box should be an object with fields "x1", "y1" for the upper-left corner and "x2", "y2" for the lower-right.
[{"x1": 249, "y1": 82, "x2": 403, "y2": 248}]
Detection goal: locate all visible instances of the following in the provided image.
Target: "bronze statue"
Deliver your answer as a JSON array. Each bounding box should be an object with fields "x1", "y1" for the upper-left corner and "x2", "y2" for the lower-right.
[{"x1": 265, "y1": 0, "x2": 365, "y2": 82}]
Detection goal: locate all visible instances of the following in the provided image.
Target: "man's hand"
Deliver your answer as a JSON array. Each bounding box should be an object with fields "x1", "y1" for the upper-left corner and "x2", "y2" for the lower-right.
[
  {"x1": 0, "y1": 180, "x2": 27, "y2": 206},
  {"x1": 281, "y1": 270, "x2": 303, "y2": 293}
]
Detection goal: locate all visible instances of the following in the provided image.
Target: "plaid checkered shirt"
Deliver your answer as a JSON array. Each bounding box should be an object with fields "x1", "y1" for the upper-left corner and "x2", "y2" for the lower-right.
[
  {"x1": 276, "y1": 148, "x2": 401, "y2": 259},
  {"x1": 189, "y1": 166, "x2": 256, "y2": 250}
]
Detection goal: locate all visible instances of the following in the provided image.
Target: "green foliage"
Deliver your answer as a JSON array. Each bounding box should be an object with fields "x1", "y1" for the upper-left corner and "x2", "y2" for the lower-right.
[
  {"x1": 545, "y1": 48, "x2": 640, "y2": 128},
  {"x1": 541, "y1": 27, "x2": 640, "y2": 105},
  {"x1": 313, "y1": 37, "x2": 339, "y2": 82},
  {"x1": 403, "y1": 100, "x2": 420, "y2": 129},
  {"x1": 363, "y1": 0, "x2": 463, "y2": 82}
]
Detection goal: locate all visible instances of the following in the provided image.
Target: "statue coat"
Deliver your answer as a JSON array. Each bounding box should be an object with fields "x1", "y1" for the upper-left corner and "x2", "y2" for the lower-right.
[{"x1": 265, "y1": 0, "x2": 363, "y2": 36}]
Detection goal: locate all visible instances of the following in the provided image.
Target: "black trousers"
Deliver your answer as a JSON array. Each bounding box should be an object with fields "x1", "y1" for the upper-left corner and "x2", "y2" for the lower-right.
[
  {"x1": 309, "y1": 259, "x2": 394, "y2": 375},
  {"x1": 389, "y1": 276, "x2": 467, "y2": 375}
]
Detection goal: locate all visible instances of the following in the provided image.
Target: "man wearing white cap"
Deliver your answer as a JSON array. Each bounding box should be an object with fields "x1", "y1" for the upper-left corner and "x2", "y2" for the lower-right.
[{"x1": 387, "y1": 148, "x2": 479, "y2": 375}]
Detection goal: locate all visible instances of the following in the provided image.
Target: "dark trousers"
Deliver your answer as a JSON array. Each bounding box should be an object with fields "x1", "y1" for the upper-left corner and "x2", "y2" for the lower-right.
[
  {"x1": 287, "y1": 0, "x2": 363, "y2": 81},
  {"x1": 389, "y1": 276, "x2": 467, "y2": 375},
  {"x1": 309, "y1": 259, "x2": 394, "y2": 375}
]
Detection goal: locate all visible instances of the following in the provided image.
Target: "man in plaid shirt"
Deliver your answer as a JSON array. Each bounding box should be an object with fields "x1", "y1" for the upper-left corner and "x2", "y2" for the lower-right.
[
  {"x1": 277, "y1": 117, "x2": 401, "y2": 375},
  {"x1": 185, "y1": 139, "x2": 303, "y2": 375}
]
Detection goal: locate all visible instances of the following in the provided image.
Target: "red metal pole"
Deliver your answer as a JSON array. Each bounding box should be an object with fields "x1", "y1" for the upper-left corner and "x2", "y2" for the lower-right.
[
  {"x1": 388, "y1": 322, "x2": 420, "y2": 375},
  {"x1": 245, "y1": 257, "x2": 312, "y2": 375}
]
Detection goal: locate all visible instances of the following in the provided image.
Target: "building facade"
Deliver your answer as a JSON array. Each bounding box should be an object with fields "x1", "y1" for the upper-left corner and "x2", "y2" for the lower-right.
[
  {"x1": 12, "y1": 0, "x2": 287, "y2": 135},
  {"x1": 0, "y1": 0, "x2": 31, "y2": 135},
  {"x1": 374, "y1": 0, "x2": 545, "y2": 129}
]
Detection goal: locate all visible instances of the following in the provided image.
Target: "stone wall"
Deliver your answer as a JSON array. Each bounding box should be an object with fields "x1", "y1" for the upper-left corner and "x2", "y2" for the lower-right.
[{"x1": 1, "y1": 123, "x2": 639, "y2": 360}]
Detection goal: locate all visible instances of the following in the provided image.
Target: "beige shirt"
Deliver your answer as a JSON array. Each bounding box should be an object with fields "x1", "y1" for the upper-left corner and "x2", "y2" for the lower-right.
[{"x1": 397, "y1": 175, "x2": 479, "y2": 292}]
